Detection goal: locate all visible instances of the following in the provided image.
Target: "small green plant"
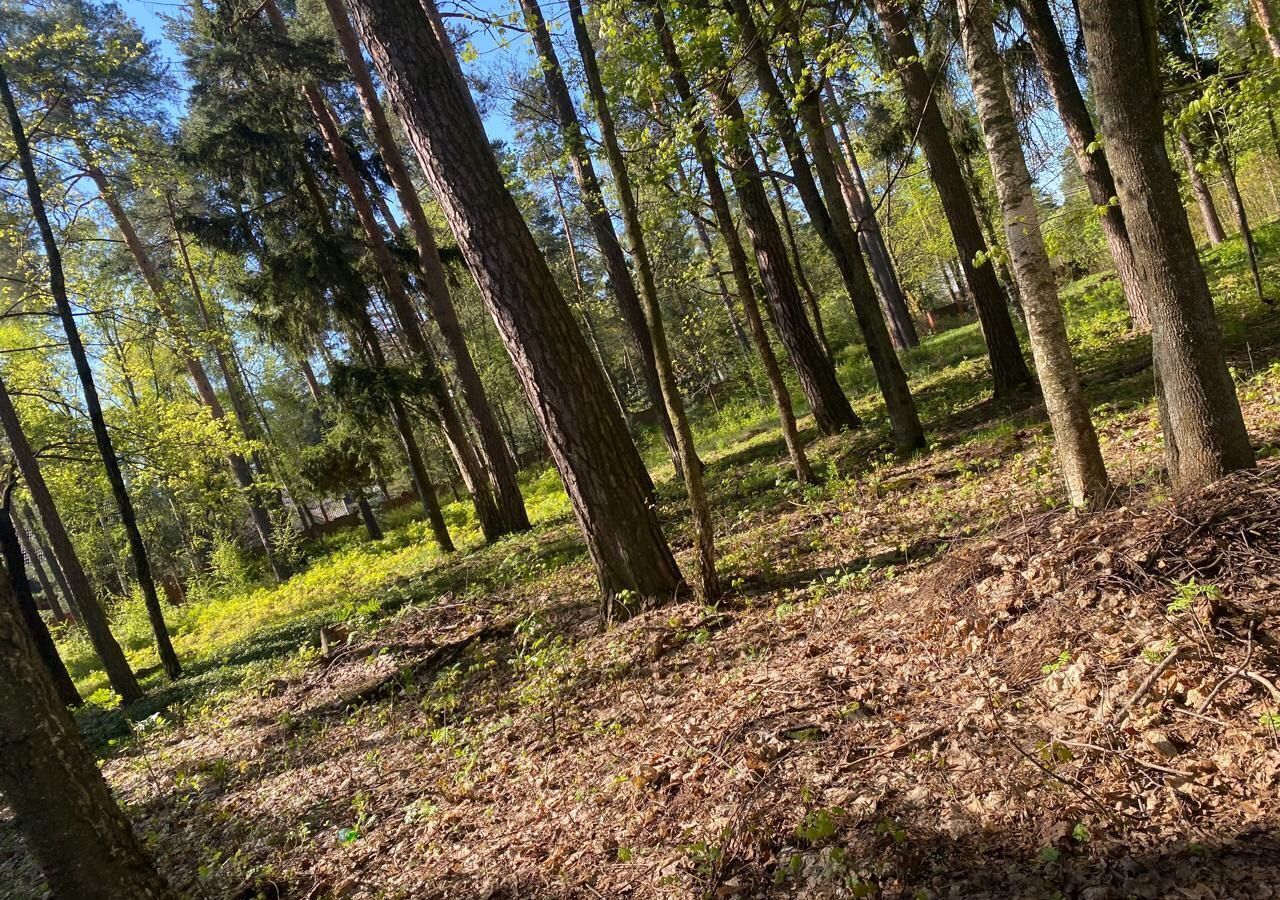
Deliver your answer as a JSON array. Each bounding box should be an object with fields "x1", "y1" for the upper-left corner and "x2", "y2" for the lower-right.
[
  {"x1": 796, "y1": 807, "x2": 842, "y2": 844},
  {"x1": 1041, "y1": 650, "x2": 1072, "y2": 674},
  {"x1": 1168, "y1": 577, "x2": 1221, "y2": 614}
]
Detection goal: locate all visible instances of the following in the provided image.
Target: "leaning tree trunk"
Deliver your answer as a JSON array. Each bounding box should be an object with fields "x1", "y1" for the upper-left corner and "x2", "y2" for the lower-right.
[
  {"x1": 1253, "y1": 0, "x2": 1280, "y2": 57},
  {"x1": 1177, "y1": 128, "x2": 1227, "y2": 246},
  {"x1": 568, "y1": 0, "x2": 717, "y2": 599},
  {"x1": 345, "y1": 0, "x2": 684, "y2": 612},
  {"x1": 322, "y1": 0, "x2": 530, "y2": 534},
  {"x1": 735, "y1": 0, "x2": 925, "y2": 453},
  {"x1": 518, "y1": 0, "x2": 685, "y2": 476},
  {"x1": 0, "y1": 67, "x2": 181, "y2": 679},
  {"x1": 685, "y1": 39, "x2": 860, "y2": 436},
  {"x1": 1016, "y1": 0, "x2": 1148, "y2": 330},
  {"x1": 79, "y1": 165, "x2": 286, "y2": 582},
  {"x1": 263, "y1": 0, "x2": 506, "y2": 545},
  {"x1": 958, "y1": 0, "x2": 1109, "y2": 508},
  {"x1": 765, "y1": 162, "x2": 833, "y2": 360},
  {"x1": 873, "y1": 0, "x2": 1033, "y2": 397},
  {"x1": 1077, "y1": 0, "x2": 1255, "y2": 491},
  {"x1": 0, "y1": 573, "x2": 174, "y2": 899},
  {"x1": 823, "y1": 83, "x2": 919, "y2": 349}
]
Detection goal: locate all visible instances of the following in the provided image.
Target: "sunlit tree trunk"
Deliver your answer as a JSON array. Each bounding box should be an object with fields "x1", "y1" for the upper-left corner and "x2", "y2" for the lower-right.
[
  {"x1": 322, "y1": 0, "x2": 530, "y2": 534},
  {"x1": 873, "y1": 0, "x2": 1032, "y2": 397},
  {"x1": 1177, "y1": 128, "x2": 1227, "y2": 246},
  {"x1": 517, "y1": 0, "x2": 684, "y2": 476},
  {"x1": 568, "y1": 0, "x2": 716, "y2": 598},
  {"x1": 0, "y1": 574, "x2": 174, "y2": 899},
  {"x1": 1014, "y1": 0, "x2": 1148, "y2": 330},
  {"x1": 1253, "y1": 0, "x2": 1280, "y2": 57},
  {"x1": 1078, "y1": 0, "x2": 1255, "y2": 491},
  {"x1": 958, "y1": 0, "x2": 1109, "y2": 508},
  {"x1": 345, "y1": 0, "x2": 684, "y2": 612},
  {"x1": 736, "y1": 0, "x2": 924, "y2": 453},
  {"x1": 0, "y1": 66, "x2": 181, "y2": 679}
]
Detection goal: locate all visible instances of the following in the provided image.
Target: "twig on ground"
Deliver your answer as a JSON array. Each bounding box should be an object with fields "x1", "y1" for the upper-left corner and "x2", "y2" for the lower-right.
[{"x1": 1114, "y1": 645, "x2": 1182, "y2": 727}]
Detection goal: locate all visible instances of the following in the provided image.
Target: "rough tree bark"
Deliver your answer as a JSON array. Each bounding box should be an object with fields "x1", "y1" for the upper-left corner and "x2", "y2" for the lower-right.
[
  {"x1": 1077, "y1": 0, "x2": 1255, "y2": 491},
  {"x1": 765, "y1": 162, "x2": 833, "y2": 359},
  {"x1": 518, "y1": 0, "x2": 685, "y2": 476},
  {"x1": 0, "y1": 65, "x2": 181, "y2": 679},
  {"x1": 321, "y1": 0, "x2": 530, "y2": 534},
  {"x1": 1253, "y1": 0, "x2": 1280, "y2": 57},
  {"x1": 264, "y1": 0, "x2": 507, "y2": 543},
  {"x1": 958, "y1": 0, "x2": 1109, "y2": 508},
  {"x1": 343, "y1": 0, "x2": 684, "y2": 612},
  {"x1": 0, "y1": 574, "x2": 174, "y2": 899},
  {"x1": 1015, "y1": 0, "x2": 1148, "y2": 330},
  {"x1": 873, "y1": 0, "x2": 1033, "y2": 397},
  {"x1": 734, "y1": 0, "x2": 925, "y2": 453},
  {"x1": 567, "y1": 0, "x2": 717, "y2": 599}
]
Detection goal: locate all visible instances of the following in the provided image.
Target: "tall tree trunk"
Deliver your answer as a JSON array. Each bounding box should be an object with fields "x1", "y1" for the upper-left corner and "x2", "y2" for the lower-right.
[
  {"x1": 80, "y1": 163, "x2": 284, "y2": 582},
  {"x1": 21, "y1": 505, "x2": 75, "y2": 618},
  {"x1": 676, "y1": 37, "x2": 860, "y2": 437},
  {"x1": 0, "y1": 485, "x2": 81, "y2": 706},
  {"x1": 567, "y1": 0, "x2": 717, "y2": 599},
  {"x1": 517, "y1": 0, "x2": 685, "y2": 477},
  {"x1": 1177, "y1": 128, "x2": 1227, "y2": 245},
  {"x1": 873, "y1": 0, "x2": 1033, "y2": 397},
  {"x1": 321, "y1": 0, "x2": 530, "y2": 534},
  {"x1": 823, "y1": 83, "x2": 919, "y2": 349},
  {"x1": 733, "y1": 0, "x2": 923, "y2": 452},
  {"x1": 344, "y1": 0, "x2": 685, "y2": 612},
  {"x1": 652, "y1": 8, "x2": 812, "y2": 481},
  {"x1": 1078, "y1": 0, "x2": 1255, "y2": 491},
  {"x1": 959, "y1": 0, "x2": 1109, "y2": 508},
  {"x1": 0, "y1": 574, "x2": 174, "y2": 899},
  {"x1": 549, "y1": 173, "x2": 637, "y2": 436},
  {"x1": 264, "y1": 0, "x2": 506, "y2": 544},
  {"x1": 1016, "y1": 0, "x2": 1148, "y2": 329},
  {"x1": 765, "y1": 165, "x2": 833, "y2": 359},
  {"x1": 0, "y1": 67, "x2": 181, "y2": 680},
  {"x1": 1253, "y1": 0, "x2": 1280, "y2": 57}
]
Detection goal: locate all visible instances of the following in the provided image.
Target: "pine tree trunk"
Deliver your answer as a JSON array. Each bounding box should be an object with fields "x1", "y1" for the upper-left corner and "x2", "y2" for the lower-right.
[
  {"x1": 1177, "y1": 128, "x2": 1227, "y2": 246},
  {"x1": 959, "y1": 0, "x2": 1109, "y2": 508},
  {"x1": 1077, "y1": 0, "x2": 1255, "y2": 491},
  {"x1": 0, "y1": 486, "x2": 81, "y2": 706},
  {"x1": 82, "y1": 164, "x2": 284, "y2": 581},
  {"x1": 823, "y1": 84, "x2": 919, "y2": 349},
  {"x1": 568, "y1": 0, "x2": 717, "y2": 599},
  {"x1": 322, "y1": 0, "x2": 530, "y2": 534},
  {"x1": 0, "y1": 68, "x2": 180, "y2": 680},
  {"x1": 263, "y1": 0, "x2": 506, "y2": 544},
  {"x1": 345, "y1": 0, "x2": 684, "y2": 611},
  {"x1": 1016, "y1": 0, "x2": 1148, "y2": 329},
  {"x1": 518, "y1": 0, "x2": 684, "y2": 477},
  {"x1": 873, "y1": 0, "x2": 1033, "y2": 397},
  {"x1": 733, "y1": 0, "x2": 924, "y2": 453},
  {"x1": 0, "y1": 574, "x2": 174, "y2": 899}
]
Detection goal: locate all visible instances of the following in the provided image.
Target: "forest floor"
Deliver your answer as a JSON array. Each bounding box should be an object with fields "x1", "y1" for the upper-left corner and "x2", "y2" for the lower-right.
[{"x1": 5, "y1": 228, "x2": 1280, "y2": 899}]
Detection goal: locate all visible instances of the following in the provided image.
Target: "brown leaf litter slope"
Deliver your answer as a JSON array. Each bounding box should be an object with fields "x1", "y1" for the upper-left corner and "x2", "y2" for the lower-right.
[{"x1": 68, "y1": 460, "x2": 1276, "y2": 900}]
